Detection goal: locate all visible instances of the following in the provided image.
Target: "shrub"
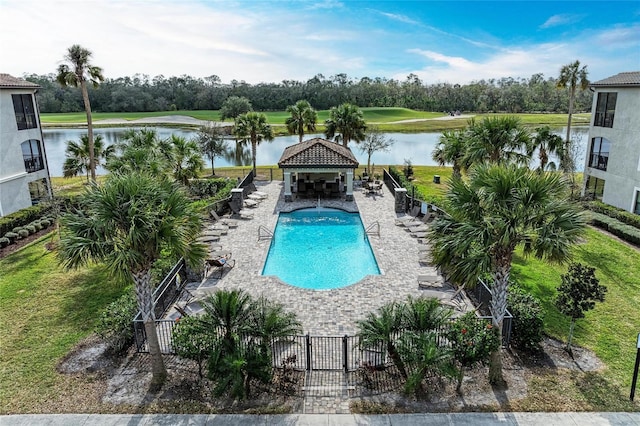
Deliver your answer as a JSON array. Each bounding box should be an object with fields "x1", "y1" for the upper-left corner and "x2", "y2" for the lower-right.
[
  {"x1": 0, "y1": 237, "x2": 9, "y2": 248},
  {"x1": 4, "y1": 232, "x2": 18, "y2": 244},
  {"x1": 172, "y1": 315, "x2": 215, "y2": 379},
  {"x1": 12, "y1": 227, "x2": 23, "y2": 233},
  {"x1": 32, "y1": 221, "x2": 44, "y2": 231},
  {"x1": 17, "y1": 229, "x2": 29, "y2": 239},
  {"x1": 0, "y1": 204, "x2": 51, "y2": 236},
  {"x1": 589, "y1": 212, "x2": 640, "y2": 246},
  {"x1": 584, "y1": 201, "x2": 640, "y2": 230},
  {"x1": 40, "y1": 219, "x2": 51, "y2": 228},
  {"x1": 95, "y1": 291, "x2": 138, "y2": 354},
  {"x1": 507, "y1": 284, "x2": 545, "y2": 353},
  {"x1": 25, "y1": 225, "x2": 37, "y2": 235}
]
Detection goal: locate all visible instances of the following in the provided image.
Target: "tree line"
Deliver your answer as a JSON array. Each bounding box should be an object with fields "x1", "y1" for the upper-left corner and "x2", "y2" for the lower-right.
[{"x1": 24, "y1": 71, "x2": 593, "y2": 115}]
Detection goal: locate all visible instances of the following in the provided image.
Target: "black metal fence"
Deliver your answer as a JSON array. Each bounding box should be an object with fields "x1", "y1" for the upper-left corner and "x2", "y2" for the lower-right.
[{"x1": 471, "y1": 278, "x2": 513, "y2": 347}]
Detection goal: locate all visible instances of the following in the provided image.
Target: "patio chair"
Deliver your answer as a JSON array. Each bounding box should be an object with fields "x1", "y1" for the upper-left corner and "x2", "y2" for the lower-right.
[
  {"x1": 417, "y1": 273, "x2": 444, "y2": 288},
  {"x1": 209, "y1": 210, "x2": 239, "y2": 228},
  {"x1": 394, "y1": 206, "x2": 421, "y2": 226},
  {"x1": 204, "y1": 255, "x2": 236, "y2": 278},
  {"x1": 244, "y1": 199, "x2": 259, "y2": 208},
  {"x1": 231, "y1": 209, "x2": 254, "y2": 220},
  {"x1": 247, "y1": 193, "x2": 265, "y2": 202},
  {"x1": 253, "y1": 191, "x2": 268, "y2": 198}
]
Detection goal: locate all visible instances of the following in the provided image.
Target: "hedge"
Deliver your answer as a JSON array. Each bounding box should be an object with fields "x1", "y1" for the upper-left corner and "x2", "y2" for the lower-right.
[
  {"x1": 583, "y1": 201, "x2": 640, "y2": 230},
  {"x1": 0, "y1": 204, "x2": 51, "y2": 236},
  {"x1": 388, "y1": 166, "x2": 447, "y2": 210},
  {"x1": 589, "y1": 212, "x2": 640, "y2": 246}
]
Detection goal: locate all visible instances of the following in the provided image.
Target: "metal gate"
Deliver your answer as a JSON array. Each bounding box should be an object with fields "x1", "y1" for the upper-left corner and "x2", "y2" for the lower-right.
[{"x1": 271, "y1": 334, "x2": 364, "y2": 372}]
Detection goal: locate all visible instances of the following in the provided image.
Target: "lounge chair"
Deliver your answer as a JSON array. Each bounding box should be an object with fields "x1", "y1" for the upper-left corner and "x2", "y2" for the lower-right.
[
  {"x1": 410, "y1": 232, "x2": 428, "y2": 239},
  {"x1": 247, "y1": 194, "x2": 265, "y2": 202},
  {"x1": 418, "y1": 274, "x2": 444, "y2": 288},
  {"x1": 204, "y1": 255, "x2": 236, "y2": 278},
  {"x1": 197, "y1": 235, "x2": 220, "y2": 243},
  {"x1": 210, "y1": 223, "x2": 229, "y2": 234},
  {"x1": 201, "y1": 230, "x2": 222, "y2": 237},
  {"x1": 394, "y1": 206, "x2": 421, "y2": 226},
  {"x1": 407, "y1": 225, "x2": 429, "y2": 234},
  {"x1": 210, "y1": 210, "x2": 239, "y2": 227},
  {"x1": 253, "y1": 191, "x2": 268, "y2": 198},
  {"x1": 231, "y1": 209, "x2": 254, "y2": 220},
  {"x1": 244, "y1": 199, "x2": 259, "y2": 208},
  {"x1": 440, "y1": 284, "x2": 466, "y2": 311}
]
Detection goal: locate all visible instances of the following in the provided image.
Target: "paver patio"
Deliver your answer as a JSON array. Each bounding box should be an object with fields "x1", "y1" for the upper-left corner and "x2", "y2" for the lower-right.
[{"x1": 188, "y1": 180, "x2": 470, "y2": 335}]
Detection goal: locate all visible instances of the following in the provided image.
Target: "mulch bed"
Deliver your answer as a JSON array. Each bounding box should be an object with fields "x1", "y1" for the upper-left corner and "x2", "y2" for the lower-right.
[{"x1": 0, "y1": 228, "x2": 56, "y2": 259}]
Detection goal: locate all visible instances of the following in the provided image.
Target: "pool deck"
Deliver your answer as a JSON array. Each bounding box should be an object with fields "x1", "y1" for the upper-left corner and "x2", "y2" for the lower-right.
[{"x1": 188, "y1": 181, "x2": 470, "y2": 336}]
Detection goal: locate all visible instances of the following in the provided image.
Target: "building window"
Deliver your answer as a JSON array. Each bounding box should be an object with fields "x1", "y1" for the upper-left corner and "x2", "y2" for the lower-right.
[
  {"x1": 585, "y1": 176, "x2": 605, "y2": 201},
  {"x1": 635, "y1": 191, "x2": 640, "y2": 215},
  {"x1": 594, "y1": 92, "x2": 616, "y2": 128},
  {"x1": 588, "y1": 137, "x2": 610, "y2": 171},
  {"x1": 21, "y1": 140, "x2": 44, "y2": 173},
  {"x1": 12, "y1": 94, "x2": 38, "y2": 130},
  {"x1": 29, "y1": 179, "x2": 50, "y2": 206}
]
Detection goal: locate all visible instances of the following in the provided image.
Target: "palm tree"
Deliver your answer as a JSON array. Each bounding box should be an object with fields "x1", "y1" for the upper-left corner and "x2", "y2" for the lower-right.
[
  {"x1": 324, "y1": 103, "x2": 367, "y2": 147},
  {"x1": 402, "y1": 296, "x2": 452, "y2": 334},
  {"x1": 56, "y1": 45, "x2": 104, "y2": 182},
  {"x1": 529, "y1": 126, "x2": 564, "y2": 172},
  {"x1": 63, "y1": 134, "x2": 114, "y2": 181},
  {"x1": 464, "y1": 116, "x2": 532, "y2": 167},
  {"x1": 106, "y1": 129, "x2": 173, "y2": 178},
  {"x1": 556, "y1": 60, "x2": 589, "y2": 171},
  {"x1": 285, "y1": 100, "x2": 318, "y2": 143},
  {"x1": 357, "y1": 302, "x2": 408, "y2": 379},
  {"x1": 58, "y1": 173, "x2": 207, "y2": 388},
  {"x1": 234, "y1": 112, "x2": 274, "y2": 177},
  {"x1": 167, "y1": 135, "x2": 204, "y2": 186},
  {"x1": 428, "y1": 164, "x2": 585, "y2": 384},
  {"x1": 432, "y1": 129, "x2": 469, "y2": 180}
]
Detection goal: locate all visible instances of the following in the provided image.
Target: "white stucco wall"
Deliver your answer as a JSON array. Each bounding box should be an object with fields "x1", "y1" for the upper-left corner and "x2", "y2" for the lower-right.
[
  {"x1": 0, "y1": 87, "x2": 52, "y2": 217},
  {"x1": 583, "y1": 85, "x2": 640, "y2": 213}
]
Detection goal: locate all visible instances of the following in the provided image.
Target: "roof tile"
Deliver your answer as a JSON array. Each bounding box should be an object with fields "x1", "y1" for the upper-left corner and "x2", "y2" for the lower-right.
[
  {"x1": 591, "y1": 71, "x2": 640, "y2": 87},
  {"x1": 278, "y1": 138, "x2": 359, "y2": 168},
  {"x1": 0, "y1": 73, "x2": 40, "y2": 89}
]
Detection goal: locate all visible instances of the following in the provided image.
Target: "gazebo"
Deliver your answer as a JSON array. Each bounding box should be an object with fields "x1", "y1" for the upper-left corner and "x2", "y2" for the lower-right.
[{"x1": 278, "y1": 138, "x2": 359, "y2": 202}]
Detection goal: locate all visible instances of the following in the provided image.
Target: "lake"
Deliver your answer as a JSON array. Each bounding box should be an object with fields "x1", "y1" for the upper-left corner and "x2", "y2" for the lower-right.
[{"x1": 41, "y1": 126, "x2": 589, "y2": 177}]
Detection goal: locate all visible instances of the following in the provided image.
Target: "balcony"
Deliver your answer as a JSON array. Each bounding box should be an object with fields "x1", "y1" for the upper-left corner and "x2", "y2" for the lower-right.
[{"x1": 24, "y1": 155, "x2": 44, "y2": 173}]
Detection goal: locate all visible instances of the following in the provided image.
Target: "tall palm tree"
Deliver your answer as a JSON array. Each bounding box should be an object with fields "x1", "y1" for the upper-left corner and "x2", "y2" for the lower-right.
[
  {"x1": 432, "y1": 129, "x2": 469, "y2": 180},
  {"x1": 357, "y1": 302, "x2": 408, "y2": 379},
  {"x1": 58, "y1": 173, "x2": 207, "y2": 388},
  {"x1": 285, "y1": 100, "x2": 318, "y2": 143},
  {"x1": 234, "y1": 112, "x2": 274, "y2": 177},
  {"x1": 529, "y1": 126, "x2": 564, "y2": 172},
  {"x1": 106, "y1": 129, "x2": 173, "y2": 178},
  {"x1": 56, "y1": 45, "x2": 104, "y2": 182},
  {"x1": 63, "y1": 134, "x2": 114, "y2": 181},
  {"x1": 428, "y1": 165, "x2": 585, "y2": 384},
  {"x1": 324, "y1": 103, "x2": 367, "y2": 147},
  {"x1": 464, "y1": 116, "x2": 532, "y2": 167},
  {"x1": 167, "y1": 135, "x2": 204, "y2": 186},
  {"x1": 556, "y1": 60, "x2": 589, "y2": 171}
]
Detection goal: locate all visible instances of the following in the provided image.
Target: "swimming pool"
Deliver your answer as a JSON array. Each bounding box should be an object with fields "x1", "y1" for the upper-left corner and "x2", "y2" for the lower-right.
[{"x1": 262, "y1": 208, "x2": 380, "y2": 290}]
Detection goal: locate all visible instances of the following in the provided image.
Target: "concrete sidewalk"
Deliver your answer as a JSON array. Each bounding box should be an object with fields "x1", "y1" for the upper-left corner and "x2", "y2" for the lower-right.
[{"x1": 1, "y1": 412, "x2": 639, "y2": 425}]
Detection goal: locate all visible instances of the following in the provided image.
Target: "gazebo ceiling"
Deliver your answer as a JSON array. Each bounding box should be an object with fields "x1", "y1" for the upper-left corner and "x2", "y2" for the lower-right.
[{"x1": 278, "y1": 138, "x2": 359, "y2": 169}]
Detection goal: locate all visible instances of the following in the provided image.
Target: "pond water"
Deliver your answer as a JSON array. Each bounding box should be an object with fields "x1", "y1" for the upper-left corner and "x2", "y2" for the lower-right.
[{"x1": 41, "y1": 126, "x2": 589, "y2": 177}]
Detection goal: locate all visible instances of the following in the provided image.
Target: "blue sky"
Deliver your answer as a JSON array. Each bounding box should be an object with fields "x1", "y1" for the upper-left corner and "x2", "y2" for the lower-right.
[{"x1": 1, "y1": 0, "x2": 638, "y2": 85}]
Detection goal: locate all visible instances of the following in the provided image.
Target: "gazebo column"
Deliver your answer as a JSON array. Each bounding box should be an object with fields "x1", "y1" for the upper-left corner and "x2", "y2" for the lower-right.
[
  {"x1": 345, "y1": 170, "x2": 354, "y2": 201},
  {"x1": 284, "y1": 171, "x2": 292, "y2": 202}
]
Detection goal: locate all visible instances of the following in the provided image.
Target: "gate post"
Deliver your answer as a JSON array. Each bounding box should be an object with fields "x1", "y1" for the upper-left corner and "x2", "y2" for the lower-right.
[
  {"x1": 305, "y1": 334, "x2": 311, "y2": 371},
  {"x1": 343, "y1": 335, "x2": 348, "y2": 373}
]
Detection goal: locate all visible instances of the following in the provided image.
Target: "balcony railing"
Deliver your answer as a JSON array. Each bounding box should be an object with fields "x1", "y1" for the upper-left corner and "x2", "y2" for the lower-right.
[{"x1": 24, "y1": 155, "x2": 44, "y2": 173}]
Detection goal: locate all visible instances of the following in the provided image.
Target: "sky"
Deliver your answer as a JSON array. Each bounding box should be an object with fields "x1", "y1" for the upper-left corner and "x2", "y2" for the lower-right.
[{"x1": 1, "y1": 0, "x2": 639, "y2": 85}]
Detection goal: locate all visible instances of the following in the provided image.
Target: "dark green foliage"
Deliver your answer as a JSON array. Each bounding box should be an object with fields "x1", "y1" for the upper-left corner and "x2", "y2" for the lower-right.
[
  {"x1": 403, "y1": 159, "x2": 414, "y2": 178},
  {"x1": 446, "y1": 312, "x2": 500, "y2": 391},
  {"x1": 589, "y1": 212, "x2": 640, "y2": 246},
  {"x1": 584, "y1": 201, "x2": 640, "y2": 230},
  {"x1": 556, "y1": 262, "x2": 607, "y2": 353},
  {"x1": 17, "y1": 229, "x2": 29, "y2": 239},
  {"x1": 172, "y1": 316, "x2": 215, "y2": 379},
  {"x1": 188, "y1": 178, "x2": 232, "y2": 199},
  {"x1": 12, "y1": 227, "x2": 23, "y2": 233},
  {"x1": 40, "y1": 219, "x2": 51, "y2": 228},
  {"x1": 25, "y1": 225, "x2": 37, "y2": 235},
  {"x1": 95, "y1": 291, "x2": 138, "y2": 354},
  {"x1": 0, "y1": 204, "x2": 51, "y2": 236},
  {"x1": 556, "y1": 263, "x2": 607, "y2": 321},
  {"x1": 4, "y1": 232, "x2": 18, "y2": 243},
  {"x1": 0, "y1": 237, "x2": 9, "y2": 248},
  {"x1": 32, "y1": 221, "x2": 44, "y2": 231},
  {"x1": 507, "y1": 285, "x2": 545, "y2": 353}
]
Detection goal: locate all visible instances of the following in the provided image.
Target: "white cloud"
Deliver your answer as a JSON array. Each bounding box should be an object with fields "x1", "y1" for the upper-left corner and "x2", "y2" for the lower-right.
[
  {"x1": 540, "y1": 13, "x2": 584, "y2": 29},
  {"x1": 309, "y1": 0, "x2": 343, "y2": 9},
  {"x1": 377, "y1": 11, "x2": 419, "y2": 25}
]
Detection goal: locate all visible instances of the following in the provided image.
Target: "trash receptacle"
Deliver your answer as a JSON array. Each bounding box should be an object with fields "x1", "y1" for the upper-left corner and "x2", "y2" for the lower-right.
[{"x1": 433, "y1": 175, "x2": 440, "y2": 184}]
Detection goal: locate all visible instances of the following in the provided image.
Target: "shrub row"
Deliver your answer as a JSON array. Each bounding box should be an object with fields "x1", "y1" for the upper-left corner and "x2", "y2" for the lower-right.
[
  {"x1": 589, "y1": 212, "x2": 640, "y2": 246},
  {"x1": 188, "y1": 177, "x2": 234, "y2": 199},
  {"x1": 583, "y1": 201, "x2": 640, "y2": 230},
  {"x1": 388, "y1": 166, "x2": 446, "y2": 209},
  {"x1": 0, "y1": 204, "x2": 51, "y2": 236},
  {"x1": 0, "y1": 216, "x2": 56, "y2": 248}
]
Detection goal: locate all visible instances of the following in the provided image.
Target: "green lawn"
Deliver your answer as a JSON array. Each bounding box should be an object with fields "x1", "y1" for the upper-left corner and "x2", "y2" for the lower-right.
[{"x1": 0, "y1": 234, "x2": 127, "y2": 413}]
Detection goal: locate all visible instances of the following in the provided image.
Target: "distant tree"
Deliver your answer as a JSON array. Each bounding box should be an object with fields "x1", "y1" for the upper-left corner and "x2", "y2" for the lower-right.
[
  {"x1": 196, "y1": 124, "x2": 228, "y2": 176},
  {"x1": 285, "y1": 100, "x2": 318, "y2": 143},
  {"x1": 56, "y1": 45, "x2": 104, "y2": 182},
  {"x1": 432, "y1": 129, "x2": 469, "y2": 180},
  {"x1": 219, "y1": 96, "x2": 253, "y2": 121},
  {"x1": 359, "y1": 126, "x2": 394, "y2": 175},
  {"x1": 234, "y1": 112, "x2": 274, "y2": 177},
  {"x1": 63, "y1": 134, "x2": 114, "y2": 181},
  {"x1": 555, "y1": 263, "x2": 607, "y2": 355},
  {"x1": 556, "y1": 61, "x2": 589, "y2": 172},
  {"x1": 529, "y1": 126, "x2": 564, "y2": 172},
  {"x1": 324, "y1": 103, "x2": 367, "y2": 147}
]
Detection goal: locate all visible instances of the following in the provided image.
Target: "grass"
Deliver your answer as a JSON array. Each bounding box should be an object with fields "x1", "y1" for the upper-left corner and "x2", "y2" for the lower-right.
[
  {"x1": 0, "y1": 234, "x2": 128, "y2": 413},
  {"x1": 40, "y1": 108, "x2": 591, "y2": 133}
]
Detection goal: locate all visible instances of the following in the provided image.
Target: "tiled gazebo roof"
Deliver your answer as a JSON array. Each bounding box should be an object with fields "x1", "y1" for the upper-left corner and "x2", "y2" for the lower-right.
[
  {"x1": 0, "y1": 74, "x2": 40, "y2": 89},
  {"x1": 278, "y1": 138, "x2": 359, "y2": 169},
  {"x1": 591, "y1": 71, "x2": 640, "y2": 88}
]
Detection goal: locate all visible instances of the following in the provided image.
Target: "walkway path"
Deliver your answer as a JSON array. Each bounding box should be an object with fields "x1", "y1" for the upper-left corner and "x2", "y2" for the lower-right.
[{"x1": 2, "y1": 412, "x2": 638, "y2": 425}]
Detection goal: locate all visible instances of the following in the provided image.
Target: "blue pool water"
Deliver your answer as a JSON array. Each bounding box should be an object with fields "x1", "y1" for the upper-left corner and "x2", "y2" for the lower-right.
[{"x1": 262, "y1": 208, "x2": 380, "y2": 290}]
